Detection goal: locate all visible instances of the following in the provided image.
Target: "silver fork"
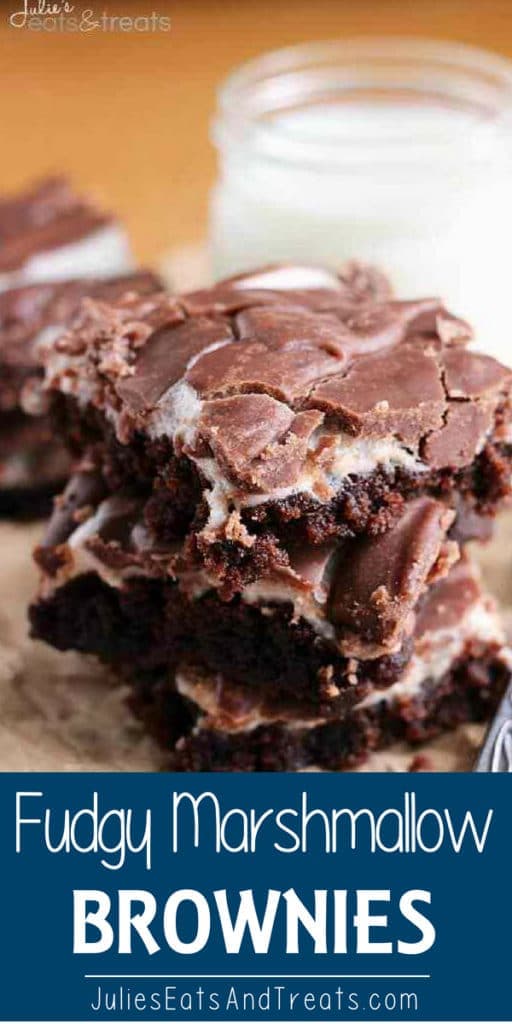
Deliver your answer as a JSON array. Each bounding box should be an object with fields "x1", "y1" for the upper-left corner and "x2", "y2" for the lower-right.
[{"x1": 474, "y1": 681, "x2": 512, "y2": 771}]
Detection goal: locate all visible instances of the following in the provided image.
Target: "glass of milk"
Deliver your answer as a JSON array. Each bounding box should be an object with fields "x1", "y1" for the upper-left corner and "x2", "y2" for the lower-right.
[{"x1": 210, "y1": 38, "x2": 512, "y2": 360}]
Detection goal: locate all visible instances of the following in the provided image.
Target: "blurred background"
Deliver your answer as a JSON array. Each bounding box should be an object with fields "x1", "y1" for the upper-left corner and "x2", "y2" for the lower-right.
[{"x1": 0, "y1": 0, "x2": 511, "y2": 264}]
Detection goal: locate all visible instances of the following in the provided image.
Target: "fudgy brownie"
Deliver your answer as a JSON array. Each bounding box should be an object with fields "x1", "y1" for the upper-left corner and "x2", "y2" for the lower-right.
[
  {"x1": 41, "y1": 264, "x2": 512, "y2": 593},
  {"x1": 0, "y1": 177, "x2": 132, "y2": 290},
  {"x1": 30, "y1": 263, "x2": 512, "y2": 771},
  {"x1": 30, "y1": 483, "x2": 510, "y2": 768},
  {"x1": 0, "y1": 271, "x2": 161, "y2": 517},
  {"x1": 31, "y1": 465, "x2": 459, "y2": 716},
  {"x1": 138, "y1": 560, "x2": 512, "y2": 771}
]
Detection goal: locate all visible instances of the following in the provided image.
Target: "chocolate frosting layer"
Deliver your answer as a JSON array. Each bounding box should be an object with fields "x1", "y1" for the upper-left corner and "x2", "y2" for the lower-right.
[
  {"x1": 0, "y1": 177, "x2": 117, "y2": 273},
  {"x1": 181, "y1": 261, "x2": 391, "y2": 317},
  {"x1": 415, "y1": 553, "x2": 483, "y2": 638},
  {"x1": 0, "y1": 271, "x2": 161, "y2": 417},
  {"x1": 309, "y1": 340, "x2": 446, "y2": 441},
  {"x1": 328, "y1": 498, "x2": 459, "y2": 657},
  {"x1": 197, "y1": 398, "x2": 323, "y2": 492},
  {"x1": 0, "y1": 270, "x2": 161, "y2": 370},
  {"x1": 45, "y1": 265, "x2": 511, "y2": 488}
]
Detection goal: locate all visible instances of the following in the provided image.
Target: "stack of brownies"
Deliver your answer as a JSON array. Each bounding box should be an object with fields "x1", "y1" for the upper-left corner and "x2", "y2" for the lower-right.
[
  {"x1": 0, "y1": 177, "x2": 160, "y2": 515},
  {"x1": 28, "y1": 263, "x2": 512, "y2": 770}
]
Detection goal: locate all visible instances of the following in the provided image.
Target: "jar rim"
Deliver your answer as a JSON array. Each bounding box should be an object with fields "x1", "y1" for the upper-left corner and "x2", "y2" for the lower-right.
[{"x1": 213, "y1": 37, "x2": 512, "y2": 169}]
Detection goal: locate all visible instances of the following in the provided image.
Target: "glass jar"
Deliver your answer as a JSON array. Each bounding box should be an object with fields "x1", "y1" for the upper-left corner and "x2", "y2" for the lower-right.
[{"x1": 210, "y1": 38, "x2": 512, "y2": 361}]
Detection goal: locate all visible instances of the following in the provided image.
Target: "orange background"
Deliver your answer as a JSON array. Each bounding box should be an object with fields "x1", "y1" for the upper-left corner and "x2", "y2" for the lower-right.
[{"x1": 0, "y1": 0, "x2": 511, "y2": 263}]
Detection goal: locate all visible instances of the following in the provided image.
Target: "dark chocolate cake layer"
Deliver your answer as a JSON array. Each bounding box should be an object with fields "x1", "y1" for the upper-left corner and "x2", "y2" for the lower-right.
[
  {"x1": 42, "y1": 264, "x2": 512, "y2": 592},
  {"x1": 160, "y1": 646, "x2": 509, "y2": 771},
  {"x1": 30, "y1": 569, "x2": 416, "y2": 717},
  {"x1": 0, "y1": 177, "x2": 132, "y2": 288}
]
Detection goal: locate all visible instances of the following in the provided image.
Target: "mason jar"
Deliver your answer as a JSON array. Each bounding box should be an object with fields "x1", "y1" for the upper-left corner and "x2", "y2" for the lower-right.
[{"x1": 210, "y1": 38, "x2": 512, "y2": 361}]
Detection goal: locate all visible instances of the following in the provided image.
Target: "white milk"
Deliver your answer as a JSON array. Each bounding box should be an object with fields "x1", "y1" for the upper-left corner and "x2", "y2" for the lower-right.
[{"x1": 210, "y1": 41, "x2": 512, "y2": 361}]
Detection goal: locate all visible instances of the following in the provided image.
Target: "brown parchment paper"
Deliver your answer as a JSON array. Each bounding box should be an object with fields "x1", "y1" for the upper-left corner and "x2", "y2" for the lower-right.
[{"x1": 0, "y1": 514, "x2": 510, "y2": 773}]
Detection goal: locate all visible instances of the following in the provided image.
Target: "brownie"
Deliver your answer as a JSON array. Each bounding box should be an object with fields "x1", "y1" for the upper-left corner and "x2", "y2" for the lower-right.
[
  {"x1": 30, "y1": 504, "x2": 510, "y2": 768},
  {"x1": 30, "y1": 262, "x2": 512, "y2": 772},
  {"x1": 137, "y1": 561, "x2": 512, "y2": 771},
  {"x1": 31, "y1": 462, "x2": 462, "y2": 714},
  {"x1": 161, "y1": 647, "x2": 510, "y2": 771},
  {"x1": 0, "y1": 177, "x2": 133, "y2": 289},
  {"x1": 0, "y1": 271, "x2": 162, "y2": 517},
  {"x1": 40, "y1": 263, "x2": 512, "y2": 593}
]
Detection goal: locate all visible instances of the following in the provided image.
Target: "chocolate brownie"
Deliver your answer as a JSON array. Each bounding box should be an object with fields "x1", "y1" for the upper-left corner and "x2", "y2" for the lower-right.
[
  {"x1": 41, "y1": 264, "x2": 512, "y2": 593},
  {"x1": 31, "y1": 464, "x2": 460, "y2": 714},
  {"x1": 0, "y1": 271, "x2": 161, "y2": 517},
  {"x1": 138, "y1": 561, "x2": 512, "y2": 771},
  {"x1": 30, "y1": 262, "x2": 512, "y2": 772},
  {"x1": 0, "y1": 177, "x2": 132, "y2": 290},
  {"x1": 30, "y1": 495, "x2": 510, "y2": 768},
  {"x1": 161, "y1": 647, "x2": 510, "y2": 771}
]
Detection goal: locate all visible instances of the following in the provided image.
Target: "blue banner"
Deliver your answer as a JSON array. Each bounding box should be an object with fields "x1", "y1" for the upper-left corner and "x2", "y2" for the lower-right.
[{"x1": 2, "y1": 773, "x2": 511, "y2": 1020}]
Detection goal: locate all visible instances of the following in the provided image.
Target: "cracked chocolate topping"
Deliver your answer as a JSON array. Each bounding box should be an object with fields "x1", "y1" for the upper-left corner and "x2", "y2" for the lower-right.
[
  {"x1": 0, "y1": 177, "x2": 118, "y2": 273},
  {"x1": 329, "y1": 497, "x2": 459, "y2": 656},
  {"x1": 0, "y1": 270, "x2": 161, "y2": 372},
  {"x1": 45, "y1": 264, "x2": 511, "y2": 503}
]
